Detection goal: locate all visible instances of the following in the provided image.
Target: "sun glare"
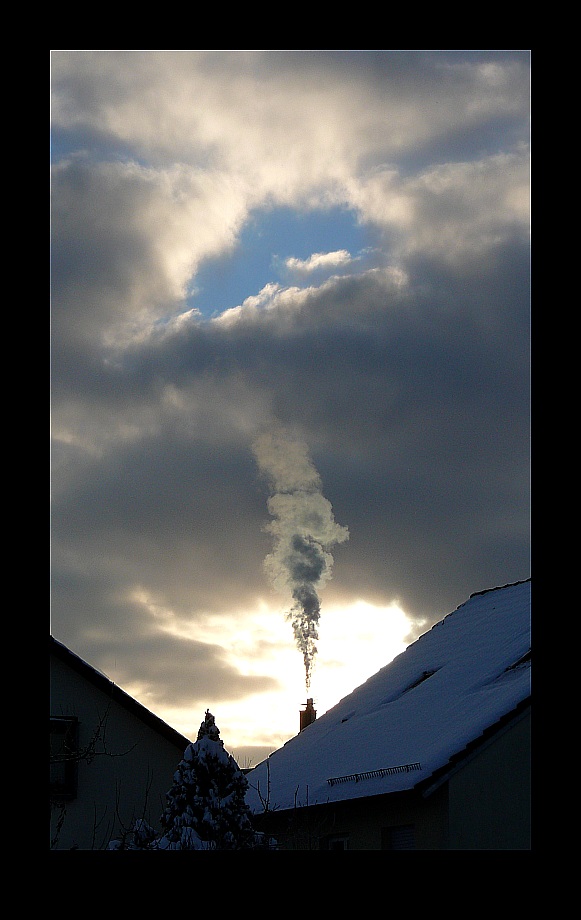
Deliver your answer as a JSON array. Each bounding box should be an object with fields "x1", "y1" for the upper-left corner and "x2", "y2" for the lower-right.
[
  {"x1": 314, "y1": 599, "x2": 414, "y2": 714},
  {"x1": 157, "y1": 598, "x2": 415, "y2": 750}
]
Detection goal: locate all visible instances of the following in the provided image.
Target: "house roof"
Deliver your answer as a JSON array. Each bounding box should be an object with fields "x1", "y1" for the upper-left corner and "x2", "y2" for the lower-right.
[
  {"x1": 50, "y1": 635, "x2": 192, "y2": 752},
  {"x1": 244, "y1": 579, "x2": 531, "y2": 813}
]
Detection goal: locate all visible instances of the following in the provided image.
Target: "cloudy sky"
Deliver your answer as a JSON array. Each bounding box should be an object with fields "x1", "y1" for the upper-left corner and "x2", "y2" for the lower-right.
[{"x1": 50, "y1": 50, "x2": 530, "y2": 765}]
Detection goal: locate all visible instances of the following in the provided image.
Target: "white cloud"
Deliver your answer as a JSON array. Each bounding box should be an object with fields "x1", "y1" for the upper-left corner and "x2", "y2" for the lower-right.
[
  {"x1": 348, "y1": 149, "x2": 530, "y2": 263},
  {"x1": 211, "y1": 282, "x2": 314, "y2": 329},
  {"x1": 285, "y1": 249, "x2": 352, "y2": 274}
]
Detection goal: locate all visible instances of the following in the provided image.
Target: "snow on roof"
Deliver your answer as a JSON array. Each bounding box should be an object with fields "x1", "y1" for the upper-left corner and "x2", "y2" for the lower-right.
[{"x1": 245, "y1": 579, "x2": 531, "y2": 813}]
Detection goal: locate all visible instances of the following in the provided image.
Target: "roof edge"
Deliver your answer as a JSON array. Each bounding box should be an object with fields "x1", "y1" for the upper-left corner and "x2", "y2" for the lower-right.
[
  {"x1": 50, "y1": 635, "x2": 192, "y2": 752},
  {"x1": 468, "y1": 577, "x2": 531, "y2": 600},
  {"x1": 417, "y1": 695, "x2": 531, "y2": 798}
]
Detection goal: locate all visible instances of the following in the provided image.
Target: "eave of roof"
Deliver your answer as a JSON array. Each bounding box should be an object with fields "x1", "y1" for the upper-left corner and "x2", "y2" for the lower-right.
[
  {"x1": 50, "y1": 635, "x2": 191, "y2": 751},
  {"x1": 416, "y1": 695, "x2": 531, "y2": 798},
  {"x1": 252, "y1": 696, "x2": 531, "y2": 818}
]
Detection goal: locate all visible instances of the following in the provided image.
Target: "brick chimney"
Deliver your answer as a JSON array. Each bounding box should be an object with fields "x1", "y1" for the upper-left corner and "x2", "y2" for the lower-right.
[{"x1": 300, "y1": 698, "x2": 317, "y2": 732}]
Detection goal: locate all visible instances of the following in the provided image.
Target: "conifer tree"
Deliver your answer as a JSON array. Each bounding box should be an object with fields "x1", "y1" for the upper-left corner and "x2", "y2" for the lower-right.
[{"x1": 157, "y1": 709, "x2": 258, "y2": 850}]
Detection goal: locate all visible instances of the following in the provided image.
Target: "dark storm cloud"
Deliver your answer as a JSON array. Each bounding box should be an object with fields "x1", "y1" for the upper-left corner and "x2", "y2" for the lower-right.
[
  {"x1": 135, "y1": 243, "x2": 528, "y2": 618},
  {"x1": 52, "y1": 432, "x2": 273, "y2": 618},
  {"x1": 52, "y1": 239, "x2": 529, "y2": 635}
]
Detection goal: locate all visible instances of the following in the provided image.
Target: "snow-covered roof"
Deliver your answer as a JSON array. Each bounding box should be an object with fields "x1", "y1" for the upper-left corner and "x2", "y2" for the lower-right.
[{"x1": 245, "y1": 579, "x2": 531, "y2": 813}]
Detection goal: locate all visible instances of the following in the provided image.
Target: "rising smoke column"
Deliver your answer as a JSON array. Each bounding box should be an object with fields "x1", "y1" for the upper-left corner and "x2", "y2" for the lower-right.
[{"x1": 253, "y1": 430, "x2": 349, "y2": 692}]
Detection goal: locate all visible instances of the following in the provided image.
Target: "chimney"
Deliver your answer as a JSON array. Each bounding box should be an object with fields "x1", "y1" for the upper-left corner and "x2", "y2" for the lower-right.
[{"x1": 300, "y1": 698, "x2": 317, "y2": 732}]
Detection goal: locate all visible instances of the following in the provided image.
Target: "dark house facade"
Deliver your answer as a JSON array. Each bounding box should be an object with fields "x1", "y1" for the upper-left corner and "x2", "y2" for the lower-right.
[{"x1": 50, "y1": 636, "x2": 192, "y2": 850}]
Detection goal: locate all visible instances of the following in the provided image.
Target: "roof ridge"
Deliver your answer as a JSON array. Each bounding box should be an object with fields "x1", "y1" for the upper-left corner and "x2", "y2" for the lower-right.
[{"x1": 468, "y1": 577, "x2": 530, "y2": 600}]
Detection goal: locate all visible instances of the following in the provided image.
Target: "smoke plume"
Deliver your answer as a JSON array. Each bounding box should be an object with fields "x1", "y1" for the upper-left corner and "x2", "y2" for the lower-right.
[{"x1": 253, "y1": 430, "x2": 349, "y2": 692}]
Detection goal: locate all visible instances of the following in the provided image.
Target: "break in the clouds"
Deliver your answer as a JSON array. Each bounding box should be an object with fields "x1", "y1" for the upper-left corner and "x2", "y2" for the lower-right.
[{"x1": 50, "y1": 51, "x2": 530, "y2": 759}]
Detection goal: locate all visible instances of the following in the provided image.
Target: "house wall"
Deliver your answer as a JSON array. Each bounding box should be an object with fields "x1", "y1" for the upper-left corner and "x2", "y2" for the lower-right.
[
  {"x1": 447, "y1": 707, "x2": 531, "y2": 850},
  {"x1": 253, "y1": 786, "x2": 449, "y2": 850},
  {"x1": 50, "y1": 653, "x2": 189, "y2": 850},
  {"x1": 325, "y1": 786, "x2": 450, "y2": 850}
]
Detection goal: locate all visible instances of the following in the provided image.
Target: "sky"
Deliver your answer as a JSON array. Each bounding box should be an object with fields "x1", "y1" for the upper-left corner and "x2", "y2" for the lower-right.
[{"x1": 50, "y1": 50, "x2": 531, "y2": 767}]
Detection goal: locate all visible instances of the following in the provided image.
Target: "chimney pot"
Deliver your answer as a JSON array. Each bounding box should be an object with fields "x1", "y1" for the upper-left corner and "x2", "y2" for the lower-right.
[{"x1": 300, "y1": 697, "x2": 317, "y2": 732}]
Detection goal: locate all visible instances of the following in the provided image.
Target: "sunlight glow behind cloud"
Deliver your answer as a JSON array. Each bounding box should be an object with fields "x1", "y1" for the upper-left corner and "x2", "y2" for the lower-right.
[{"x1": 149, "y1": 598, "x2": 418, "y2": 753}]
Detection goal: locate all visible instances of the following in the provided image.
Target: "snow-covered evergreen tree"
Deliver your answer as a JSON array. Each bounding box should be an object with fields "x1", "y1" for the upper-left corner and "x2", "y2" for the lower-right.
[
  {"x1": 107, "y1": 709, "x2": 276, "y2": 850},
  {"x1": 156, "y1": 709, "x2": 259, "y2": 850}
]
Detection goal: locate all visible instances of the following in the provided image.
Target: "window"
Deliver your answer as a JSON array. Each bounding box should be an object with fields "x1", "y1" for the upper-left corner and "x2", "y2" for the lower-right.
[
  {"x1": 50, "y1": 717, "x2": 79, "y2": 799},
  {"x1": 381, "y1": 824, "x2": 415, "y2": 850},
  {"x1": 320, "y1": 834, "x2": 350, "y2": 850}
]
